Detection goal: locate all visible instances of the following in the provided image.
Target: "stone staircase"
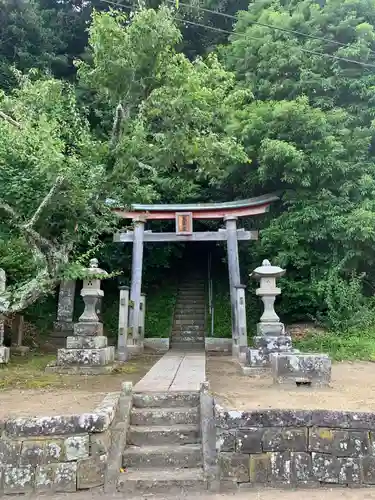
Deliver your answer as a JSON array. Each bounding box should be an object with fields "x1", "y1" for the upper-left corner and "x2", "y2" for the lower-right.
[
  {"x1": 117, "y1": 391, "x2": 206, "y2": 495},
  {"x1": 171, "y1": 276, "x2": 206, "y2": 350}
]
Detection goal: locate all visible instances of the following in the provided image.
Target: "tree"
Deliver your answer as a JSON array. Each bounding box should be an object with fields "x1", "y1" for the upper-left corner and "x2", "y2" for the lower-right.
[
  {"x1": 0, "y1": 76, "x2": 113, "y2": 314},
  {"x1": 222, "y1": 0, "x2": 375, "y2": 320},
  {"x1": 77, "y1": 7, "x2": 248, "y2": 205}
]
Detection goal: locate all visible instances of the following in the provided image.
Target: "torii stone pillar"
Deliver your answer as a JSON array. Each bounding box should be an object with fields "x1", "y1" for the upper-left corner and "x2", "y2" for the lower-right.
[
  {"x1": 129, "y1": 216, "x2": 146, "y2": 350},
  {"x1": 118, "y1": 285, "x2": 129, "y2": 362},
  {"x1": 224, "y1": 215, "x2": 241, "y2": 355}
]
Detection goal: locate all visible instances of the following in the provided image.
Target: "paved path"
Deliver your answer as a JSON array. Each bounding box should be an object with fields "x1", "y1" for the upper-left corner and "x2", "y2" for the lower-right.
[{"x1": 134, "y1": 350, "x2": 205, "y2": 392}]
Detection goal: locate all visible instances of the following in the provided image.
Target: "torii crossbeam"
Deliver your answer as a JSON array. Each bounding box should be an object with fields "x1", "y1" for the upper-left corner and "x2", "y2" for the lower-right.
[{"x1": 111, "y1": 193, "x2": 279, "y2": 353}]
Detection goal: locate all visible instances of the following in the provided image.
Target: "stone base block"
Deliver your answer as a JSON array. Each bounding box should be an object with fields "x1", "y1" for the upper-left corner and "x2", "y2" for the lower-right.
[
  {"x1": 53, "y1": 321, "x2": 74, "y2": 335},
  {"x1": 271, "y1": 352, "x2": 332, "y2": 386},
  {"x1": 144, "y1": 338, "x2": 169, "y2": 353},
  {"x1": 66, "y1": 336, "x2": 108, "y2": 349},
  {"x1": 73, "y1": 322, "x2": 103, "y2": 337},
  {"x1": 56, "y1": 346, "x2": 115, "y2": 366},
  {"x1": 126, "y1": 344, "x2": 144, "y2": 357},
  {"x1": 0, "y1": 346, "x2": 10, "y2": 363},
  {"x1": 257, "y1": 322, "x2": 285, "y2": 336},
  {"x1": 253, "y1": 335, "x2": 292, "y2": 354},
  {"x1": 205, "y1": 338, "x2": 232, "y2": 354},
  {"x1": 246, "y1": 348, "x2": 269, "y2": 368},
  {"x1": 10, "y1": 345, "x2": 30, "y2": 356}
]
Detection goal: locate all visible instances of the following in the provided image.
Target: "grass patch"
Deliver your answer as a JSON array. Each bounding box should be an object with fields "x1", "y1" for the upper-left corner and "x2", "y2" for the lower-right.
[
  {"x1": 295, "y1": 327, "x2": 375, "y2": 361},
  {"x1": 0, "y1": 354, "x2": 64, "y2": 390}
]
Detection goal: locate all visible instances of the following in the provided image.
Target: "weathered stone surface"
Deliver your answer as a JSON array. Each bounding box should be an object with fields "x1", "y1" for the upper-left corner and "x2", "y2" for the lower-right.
[
  {"x1": 362, "y1": 456, "x2": 375, "y2": 484},
  {"x1": 269, "y1": 451, "x2": 292, "y2": 484},
  {"x1": 236, "y1": 428, "x2": 263, "y2": 453},
  {"x1": 256, "y1": 322, "x2": 285, "y2": 336},
  {"x1": 292, "y1": 451, "x2": 313, "y2": 483},
  {"x1": 77, "y1": 455, "x2": 106, "y2": 489},
  {"x1": 311, "y1": 453, "x2": 361, "y2": 484},
  {"x1": 249, "y1": 452, "x2": 293, "y2": 484},
  {"x1": 309, "y1": 428, "x2": 370, "y2": 457},
  {"x1": 56, "y1": 280, "x2": 76, "y2": 323},
  {"x1": 245, "y1": 348, "x2": 268, "y2": 368},
  {"x1": 53, "y1": 462, "x2": 77, "y2": 492},
  {"x1": 144, "y1": 338, "x2": 169, "y2": 352},
  {"x1": 20, "y1": 440, "x2": 45, "y2": 466},
  {"x1": 64, "y1": 434, "x2": 89, "y2": 461},
  {"x1": 253, "y1": 335, "x2": 292, "y2": 353},
  {"x1": 216, "y1": 430, "x2": 236, "y2": 452},
  {"x1": 205, "y1": 338, "x2": 232, "y2": 353},
  {"x1": 262, "y1": 428, "x2": 307, "y2": 452},
  {"x1": 91, "y1": 429, "x2": 112, "y2": 455},
  {"x1": 219, "y1": 452, "x2": 250, "y2": 482},
  {"x1": 0, "y1": 439, "x2": 22, "y2": 466},
  {"x1": 131, "y1": 407, "x2": 199, "y2": 426},
  {"x1": 132, "y1": 391, "x2": 199, "y2": 409},
  {"x1": 44, "y1": 438, "x2": 65, "y2": 463},
  {"x1": 311, "y1": 411, "x2": 375, "y2": 430},
  {"x1": 57, "y1": 346, "x2": 114, "y2": 366},
  {"x1": 0, "y1": 346, "x2": 10, "y2": 364},
  {"x1": 272, "y1": 352, "x2": 331, "y2": 386},
  {"x1": 73, "y1": 322, "x2": 103, "y2": 337},
  {"x1": 215, "y1": 405, "x2": 311, "y2": 429},
  {"x1": 5, "y1": 410, "x2": 113, "y2": 437},
  {"x1": 3, "y1": 465, "x2": 35, "y2": 494},
  {"x1": 249, "y1": 453, "x2": 270, "y2": 483},
  {"x1": 66, "y1": 336, "x2": 108, "y2": 349}
]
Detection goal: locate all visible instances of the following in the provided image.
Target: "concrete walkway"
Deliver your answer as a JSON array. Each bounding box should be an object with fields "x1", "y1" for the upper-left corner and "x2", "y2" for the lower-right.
[{"x1": 134, "y1": 350, "x2": 206, "y2": 392}]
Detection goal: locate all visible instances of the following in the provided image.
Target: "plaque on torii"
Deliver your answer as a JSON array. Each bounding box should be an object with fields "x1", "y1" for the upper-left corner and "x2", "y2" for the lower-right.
[{"x1": 110, "y1": 194, "x2": 279, "y2": 353}]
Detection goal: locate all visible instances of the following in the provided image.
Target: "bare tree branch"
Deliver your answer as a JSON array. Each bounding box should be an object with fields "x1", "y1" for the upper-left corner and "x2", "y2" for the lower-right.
[
  {"x1": 0, "y1": 110, "x2": 21, "y2": 129},
  {"x1": 0, "y1": 201, "x2": 20, "y2": 221},
  {"x1": 24, "y1": 176, "x2": 65, "y2": 229}
]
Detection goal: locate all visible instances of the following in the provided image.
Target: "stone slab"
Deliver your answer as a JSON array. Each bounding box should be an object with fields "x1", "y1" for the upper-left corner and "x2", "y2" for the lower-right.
[
  {"x1": 271, "y1": 352, "x2": 331, "y2": 386},
  {"x1": 134, "y1": 351, "x2": 205, "y2": 392},
  {"x1": 45, "y1": 363, "x2": 116, "y2": 375},
  {"x1": 56, "y1": 346, "x2": 115, "y2": 366},
  {"x1": 205, "y1": 338, "x2": 232, "y2": 353},
  {"x1": 256, "y1": 322, "x2": 285, "y2": 336},
  {"x1": 253, "y1": 335, "x2": 292, "y2": 353},
  {"x1": 144, "y1": 338, "x2": 169, "y2": 352},
  {"x1": 66, "y1": 336, "x2": 108, "y2": 349},
  {"x1": 5, "y1": 393, "x2": 119, "y2": 437},
  {"x1": 73, "y1": 322, "x2": 103, "y2": 337}
]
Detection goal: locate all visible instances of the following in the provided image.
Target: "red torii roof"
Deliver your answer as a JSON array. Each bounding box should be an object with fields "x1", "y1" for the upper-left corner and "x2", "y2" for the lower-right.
[{"x1": 112, "y1": 193, "x2": 279, "y2": 220}]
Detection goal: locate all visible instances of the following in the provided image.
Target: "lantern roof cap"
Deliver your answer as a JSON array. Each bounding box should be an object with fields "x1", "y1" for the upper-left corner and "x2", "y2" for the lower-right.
[
  {"x1": 251, "y1": 259, "x2": 285, "y2": 279},
  {"x1": 86, "y1": 258, "x2": 108, "y2": 277}
]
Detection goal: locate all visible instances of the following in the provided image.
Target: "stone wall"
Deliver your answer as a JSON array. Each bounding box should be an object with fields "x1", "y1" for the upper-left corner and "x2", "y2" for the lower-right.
[
  {"x1": 0, "y1": 391, "x2": 129, "y2": 495},
  {"x1": 215, "y1": 405, "x2": 375, "y2": 488}
]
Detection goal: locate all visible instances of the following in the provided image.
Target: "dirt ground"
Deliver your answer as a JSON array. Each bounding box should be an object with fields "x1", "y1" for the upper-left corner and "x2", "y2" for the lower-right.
[
  {"x1": 206, "y1": 355, "x2": 375, "y2": 411},
  {"x1": 0, "y1": 354, "x2": 160, "y2": 419},
  {"x1": 33, "y1": 486, "x2": 375, "y2": 500}
]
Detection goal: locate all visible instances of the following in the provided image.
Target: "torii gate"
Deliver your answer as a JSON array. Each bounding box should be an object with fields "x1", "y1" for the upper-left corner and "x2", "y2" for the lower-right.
[{"x1": 112, "y1": 193, "x2": 278, "y2": 352}]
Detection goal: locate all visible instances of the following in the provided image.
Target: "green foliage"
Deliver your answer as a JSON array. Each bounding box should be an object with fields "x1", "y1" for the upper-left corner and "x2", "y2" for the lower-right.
[
  {"x1": 145, "y1": 281, "x2": 178, "y2": 338},
  {"x1": 295, "y1": 328, "x2": 375, "y2": 362}
]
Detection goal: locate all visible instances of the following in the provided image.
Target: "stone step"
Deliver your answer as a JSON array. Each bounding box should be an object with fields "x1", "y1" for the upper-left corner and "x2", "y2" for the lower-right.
[
  {"x1": 172, "y1": 323, "x2": 205, "y2": 331},
  {"x1": 122, "y1": 444, "x2": 202, "y2": 469},
  {"x1": 174, "y1": 308, "x2": 206, "y2": 315},
  {"x1": 117, "y1": 467, "x2": 206, "y2": 494},
  {"x1": 174, "y1": 319, "x2": 205, "y2": 326},
  {"x1": 132, "y1": 391, "x2": 199, "y2": 408},
  {"x1": 131, "y1": 407, "x2": 199, "y2": 426},
  {"x1": 171, "y1": 335, "x2": 205, "y2": 341},
  {"x1": 171, "y1": 342, "x2": 205, "y2": 351},
  {"x1": 128, "y1": 424, "x2": 200, "y2": 446}
]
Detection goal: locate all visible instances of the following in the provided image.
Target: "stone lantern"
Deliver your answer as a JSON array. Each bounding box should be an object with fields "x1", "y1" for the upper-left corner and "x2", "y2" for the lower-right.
[
  {"x1": 246, "y1": 259, "x2": 292, "y2": 370},
  {"x1": 52, "y1": 258, "x2": 115, "y2": 374},
  {"x1": 79, "y1": 258, "x2": 106, "y2": 323},
  {"x1": 252, "y1": 259, "x2": 285, "y2": 330}
]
